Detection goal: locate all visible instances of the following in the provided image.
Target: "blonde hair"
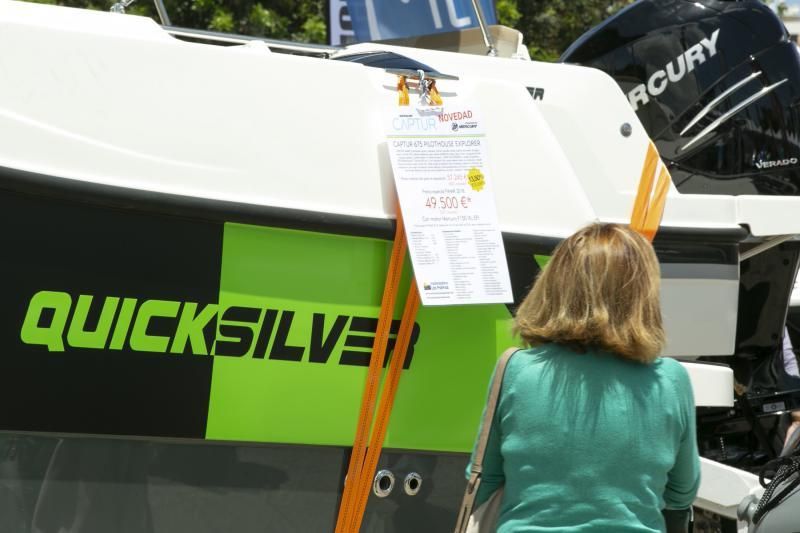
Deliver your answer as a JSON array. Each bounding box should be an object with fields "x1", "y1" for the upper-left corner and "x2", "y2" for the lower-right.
[{"x1": 514, "y1": 223, "x2": 666, "y2": 363}]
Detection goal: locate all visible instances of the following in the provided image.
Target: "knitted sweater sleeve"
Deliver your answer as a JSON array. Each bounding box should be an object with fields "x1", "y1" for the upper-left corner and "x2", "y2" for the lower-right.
[{"x1": 664, "y1": 360, "x2": 701, "y2": 509}]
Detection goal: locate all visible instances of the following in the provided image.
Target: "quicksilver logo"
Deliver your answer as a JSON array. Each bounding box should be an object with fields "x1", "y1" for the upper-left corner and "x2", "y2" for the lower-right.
[
  {"x1": 19, "y1": 291, "x2": 421, "y2": 368},
  {"x1": 755, "y1": 157, "x2": 798, "y2": 169},
  {"x1": 628, "y1": 29, "x2": 721, "y2": 111}
]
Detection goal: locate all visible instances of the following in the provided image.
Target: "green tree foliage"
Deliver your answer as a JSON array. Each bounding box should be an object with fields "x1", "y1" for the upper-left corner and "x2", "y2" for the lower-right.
[
  {"x1": 26, "y1": 0, "x2": 646, "y2": 59},
  {"x1": 26, "y1": 0, "x2": 789, "y2": 59},
  {"x1": 507, "y1": 0, "x2": 784, "y2": 61},
  {"x1": 29, "y1": 0, "x2": 328, "y2": 42},
  {"x1": 495, "y1": 0, "x2": 522, "y2": 28},
  {"x1": 508, "y1": 0, "x2": 635, "y2": 61}
]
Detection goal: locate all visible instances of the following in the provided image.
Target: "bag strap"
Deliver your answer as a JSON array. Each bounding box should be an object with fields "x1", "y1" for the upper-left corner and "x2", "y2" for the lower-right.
[
  {"x1": 470, "y1": 346, "x2": 519, "y2": 477},
  {"x1": 453, "y1": 346, "x2": 520, "y2": 533}
]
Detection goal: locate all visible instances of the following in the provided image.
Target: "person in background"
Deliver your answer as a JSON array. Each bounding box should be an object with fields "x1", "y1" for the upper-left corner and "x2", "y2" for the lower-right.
[
  {"x1": 468, "y1": 223, "x2": 700, "y2": 532},
  {"x1": 781, "y1": 327, "x2": 800, "y2": 449}
]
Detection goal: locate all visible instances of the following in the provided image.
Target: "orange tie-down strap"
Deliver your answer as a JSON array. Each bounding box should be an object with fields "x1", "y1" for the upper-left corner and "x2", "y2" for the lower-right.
[
  {"x1": 334, "y1": 205, "x2": 420, "y2": 533},
  {"x1": 630, "y1": 141, "x2": 672, "y2": 242},
  {"x1": 397, "y1": 75, "x2": 410, "y2": 106},
  {"x1": 347, "y1": 283, "x2": 420, "y2": 532}
]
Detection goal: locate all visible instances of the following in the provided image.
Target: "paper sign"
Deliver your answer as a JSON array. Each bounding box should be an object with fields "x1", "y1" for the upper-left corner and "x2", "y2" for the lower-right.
[{"x1": 386, "y1": 101, "x2": 513, "y2": 306}]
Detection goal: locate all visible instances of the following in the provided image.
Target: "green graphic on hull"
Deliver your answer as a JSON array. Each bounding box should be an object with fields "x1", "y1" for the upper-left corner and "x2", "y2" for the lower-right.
[{"x1": 205, "y1": 223, "x2": 515, "y2": 452}]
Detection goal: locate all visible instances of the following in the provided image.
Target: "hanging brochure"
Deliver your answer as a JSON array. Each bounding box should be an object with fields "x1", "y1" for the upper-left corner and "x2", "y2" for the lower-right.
[{"x1": 386, "y1": 101, "x2": 513, "y2": 306}]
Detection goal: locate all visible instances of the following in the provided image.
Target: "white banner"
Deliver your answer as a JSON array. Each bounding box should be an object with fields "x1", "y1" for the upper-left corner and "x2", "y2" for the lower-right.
[{"x1": 329, "y1": 0, "x2": 355, "y2": 45}]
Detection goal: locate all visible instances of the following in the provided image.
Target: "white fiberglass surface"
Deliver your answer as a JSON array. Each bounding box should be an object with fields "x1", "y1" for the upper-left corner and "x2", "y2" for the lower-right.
[
  {"x1": 5, "y1": 0, "x2": 800, "y2": 239},
  {"x1": 0, "y1": 0, "x2": 756, "y2": 236}
]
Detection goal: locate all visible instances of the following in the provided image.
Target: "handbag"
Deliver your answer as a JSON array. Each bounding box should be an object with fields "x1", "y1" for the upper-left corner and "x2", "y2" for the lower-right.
[{"x1": 454, "y1": 347, "x2": 519, "y2": 533}]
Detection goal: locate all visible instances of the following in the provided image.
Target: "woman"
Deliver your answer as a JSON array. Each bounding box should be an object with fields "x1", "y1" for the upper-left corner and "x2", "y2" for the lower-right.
[{"x1": 469, "y1": 223, "x2": 700, "y2": 532}]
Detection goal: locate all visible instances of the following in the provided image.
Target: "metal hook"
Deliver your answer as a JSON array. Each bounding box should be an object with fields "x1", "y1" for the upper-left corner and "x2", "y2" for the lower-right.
[
  {"x1": 110, "y1": 0, "x2": 135, "y2": 14},
  {"x1": 110, "y1": 0, "x2": 171, "y2": 25},
  {"x1": 417, "y1": 69, "x2": 430, "y2": 105}
]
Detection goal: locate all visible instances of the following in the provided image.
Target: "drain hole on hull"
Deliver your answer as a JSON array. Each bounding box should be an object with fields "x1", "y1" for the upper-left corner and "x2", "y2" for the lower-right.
[
  {"x1": 404, "y1": 472, "x2": 422, "y2": 496},
  {"x1": 373, "y1": 470, "x2": 395, "y2": 498}
]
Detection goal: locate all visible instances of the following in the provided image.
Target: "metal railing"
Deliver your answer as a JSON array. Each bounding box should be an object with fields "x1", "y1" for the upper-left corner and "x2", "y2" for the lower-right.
[
  {"x1": 109, "y1": 0, "x2": 338, "y2": 57},
  {"x1": 110, "y1": 0, "x2": 499, "y2": 58},
  {"x1": 162, "y1": 26, "x2": 338, "y2": 57}
]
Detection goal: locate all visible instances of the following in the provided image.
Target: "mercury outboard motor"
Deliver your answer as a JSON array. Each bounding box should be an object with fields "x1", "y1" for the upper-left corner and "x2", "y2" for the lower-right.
[
  {"x1": 562, "y1": 0, "x2": 800, "y2": 196},
  {"x1": 565, "y1": 3, "x2": 800, "y2": 525}
]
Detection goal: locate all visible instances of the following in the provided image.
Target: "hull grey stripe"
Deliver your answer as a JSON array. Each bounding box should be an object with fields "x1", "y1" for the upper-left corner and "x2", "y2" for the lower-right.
[
  {"x1": 681, "y1": 79, "x2": 788, "y2": 151},
  {"x1": 0, "y1": 164, "x2": 749, "y2": 245},
  {"x1": 680, "y1": 71, "x2": 762, "y2": 135},
  {"x1": 660, "y1": 263, "x2": 738, "y2": 280}
]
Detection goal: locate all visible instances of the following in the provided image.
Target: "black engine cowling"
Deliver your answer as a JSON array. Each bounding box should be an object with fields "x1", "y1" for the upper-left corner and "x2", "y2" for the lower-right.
[{"x1": 562, "y1": 0, "x2": 800, "y2": 196}]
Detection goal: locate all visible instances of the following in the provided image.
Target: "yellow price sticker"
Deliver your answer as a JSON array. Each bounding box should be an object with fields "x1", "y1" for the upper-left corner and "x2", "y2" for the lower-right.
[{"x1": 467, "y1": 168, "x2": 485, "y2": 192}]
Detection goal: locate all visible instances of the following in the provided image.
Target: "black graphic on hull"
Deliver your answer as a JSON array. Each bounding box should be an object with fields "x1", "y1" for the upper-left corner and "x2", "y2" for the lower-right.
[{"x1": 0, "y1": 190, "x2": 222, "y2": 438}]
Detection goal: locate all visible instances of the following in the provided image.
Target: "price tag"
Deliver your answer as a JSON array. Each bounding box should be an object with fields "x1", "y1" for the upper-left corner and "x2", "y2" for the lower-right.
[{"x1": 386, "y1": 100, "x2": 513, "y2": 306}]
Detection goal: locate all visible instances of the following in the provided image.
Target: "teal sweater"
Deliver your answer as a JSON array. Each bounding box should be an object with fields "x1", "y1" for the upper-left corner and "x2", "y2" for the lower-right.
[{"x1": 468, "y1": 345, "x2": 700, "y2": 532}]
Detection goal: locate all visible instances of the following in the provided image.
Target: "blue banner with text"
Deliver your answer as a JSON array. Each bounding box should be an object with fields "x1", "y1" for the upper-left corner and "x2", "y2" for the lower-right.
[{"x1": 346, "y1": 0, "x2": 497, "y2": 42}]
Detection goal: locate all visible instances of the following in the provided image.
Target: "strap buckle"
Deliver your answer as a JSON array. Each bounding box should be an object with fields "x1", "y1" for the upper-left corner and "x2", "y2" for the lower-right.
[{"x1": 466, "y1": 472, "x2": 481, "y2": 494}]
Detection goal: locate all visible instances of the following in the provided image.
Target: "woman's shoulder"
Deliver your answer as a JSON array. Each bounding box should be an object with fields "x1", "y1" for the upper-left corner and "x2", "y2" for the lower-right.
[
  {"x1": 502, "y1": 344, "x2": 581, "y2": 382},
  {"x1": 652, "y1": 356, "x2": 693, "y2": 393},
  {"x1": 507, "y1": 345, "x2": 554, "y2": 368},
  {"x1": 653, "y1": 356, "x2": 689, "y2": 377},
  {"x1": 500, "y1": 346, "x2": 550, "y2": 382}
]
